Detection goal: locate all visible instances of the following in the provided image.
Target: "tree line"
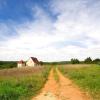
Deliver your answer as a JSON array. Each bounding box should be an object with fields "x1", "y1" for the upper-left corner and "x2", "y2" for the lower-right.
[
  {"x1": 0, "y1": 57, "x2": 100, "y2": 69},
  {"x1": 41, "y1": 57, "x2": 100, "y2": 65},
  {"x1": 0, "y1": 61, "x2": 17, "y2": 69},
  {"x1": 71, "y1": 57, "x2": 100, "y2": 64}
]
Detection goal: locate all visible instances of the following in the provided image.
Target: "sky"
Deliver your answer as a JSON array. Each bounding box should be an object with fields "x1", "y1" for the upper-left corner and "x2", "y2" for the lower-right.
[{"x1": 0, "y1": 0, "x2": 100, "y2": 61}]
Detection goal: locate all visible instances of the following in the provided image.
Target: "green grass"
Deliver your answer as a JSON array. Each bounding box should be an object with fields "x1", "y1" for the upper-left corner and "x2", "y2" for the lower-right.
[
  {"x1": 0, "y1": 66, "x2": 51, "y2": 100},
  {"x1": 59, "y1": 64, "x2": 100, "y2": 100},
  {"x1": 53, "y1": 67, "x2": 59, "y2": 82}
]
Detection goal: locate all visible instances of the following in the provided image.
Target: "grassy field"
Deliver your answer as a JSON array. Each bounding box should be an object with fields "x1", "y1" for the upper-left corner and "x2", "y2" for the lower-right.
[
  {"x1": 0, "y1": 66, "x2": 51, "y2": 100},
  {"x1": 59, "y1": 64, "x2": 100, "y2": 100}
]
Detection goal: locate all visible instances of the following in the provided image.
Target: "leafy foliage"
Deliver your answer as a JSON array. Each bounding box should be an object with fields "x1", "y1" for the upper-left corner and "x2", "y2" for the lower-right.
[
  {"x1": 93, "y1": 58, "x2": 100, "y2": 65},
  {"x1": 71, "y1": 58, "x2": 80, "y2": 64},
  {"x1": 84, "y1": 57, "x2": 92, "y2": 64},
  {"x1": 0, "y1": 61, "x2": 17, "y2": 69}
]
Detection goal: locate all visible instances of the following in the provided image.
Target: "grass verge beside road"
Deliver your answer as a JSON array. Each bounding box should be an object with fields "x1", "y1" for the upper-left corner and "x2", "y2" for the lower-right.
[
  {"x1": 59, "y1": 64, "x2": 100, "y2": 100},
  {"x1": 0, "y1": 66, "x2": 51, "y2": 100},
  {"x1": 53, "y1": 67, "x2": 59, "y2": 82}
]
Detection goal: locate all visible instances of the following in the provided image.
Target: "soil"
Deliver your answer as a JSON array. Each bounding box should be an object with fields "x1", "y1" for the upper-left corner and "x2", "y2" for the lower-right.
[{"x1": 32, "y1": 68, "x2": 91, "y2": 100}]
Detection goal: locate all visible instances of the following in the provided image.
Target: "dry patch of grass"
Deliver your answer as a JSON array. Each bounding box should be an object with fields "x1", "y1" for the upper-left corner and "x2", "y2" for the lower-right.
[
  {"x1": 0, "y1": 67, "x2": 43, "y2": 78},
  {"x1": 59, "y1": 64, "x2": 91, "y2": 68}
]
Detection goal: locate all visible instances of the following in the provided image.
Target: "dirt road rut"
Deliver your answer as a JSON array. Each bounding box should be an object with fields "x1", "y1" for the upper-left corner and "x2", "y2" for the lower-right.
[{"x1": 32, "y1": 68, "x2": 90, "y2": 100}]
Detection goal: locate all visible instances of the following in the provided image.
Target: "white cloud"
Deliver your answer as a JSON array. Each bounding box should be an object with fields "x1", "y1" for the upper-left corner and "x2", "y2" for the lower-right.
[{"x1": 0, "y1": 0, "x2": 100, "y2": 61}]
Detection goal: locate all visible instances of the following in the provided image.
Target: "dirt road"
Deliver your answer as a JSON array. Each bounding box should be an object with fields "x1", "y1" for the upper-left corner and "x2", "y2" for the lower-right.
[{"x1": 32, "y1": 68, "x2": 90, "y2": 100}]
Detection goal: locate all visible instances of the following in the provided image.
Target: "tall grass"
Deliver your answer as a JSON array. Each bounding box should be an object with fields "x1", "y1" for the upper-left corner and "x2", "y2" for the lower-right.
[
  {"x1": 59, "y1": 64, "x2": 100, "y2": 100},
  {"x1": 0, "y1": 66, "x2": 51, "y2": 100}
]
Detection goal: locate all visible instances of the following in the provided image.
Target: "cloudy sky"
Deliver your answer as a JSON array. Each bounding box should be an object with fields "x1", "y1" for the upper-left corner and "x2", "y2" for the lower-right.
[{"x1": 0, "y1": 0, "x2": 100, "y2": 61}]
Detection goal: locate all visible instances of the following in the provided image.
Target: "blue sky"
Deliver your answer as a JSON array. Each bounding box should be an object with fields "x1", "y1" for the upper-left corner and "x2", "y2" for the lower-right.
[
  {"x1": 0, "y1": 0, "x2": 46, "y2": 21},
  {"x1": 0, "y1": 0, "x2": 100, "y2": 61}
]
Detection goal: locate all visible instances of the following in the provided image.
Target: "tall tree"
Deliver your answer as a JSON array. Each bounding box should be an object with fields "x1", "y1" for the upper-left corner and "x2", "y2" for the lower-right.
[
  {"x1": 84, "y1": 57, "x2": 92, "y2": 64},
  {"x1": 93, "y1": 58, "x2": 100, "y2": 64},
  {"x1": 71, "y1": 58, "x2": 80, "y2": 64}
]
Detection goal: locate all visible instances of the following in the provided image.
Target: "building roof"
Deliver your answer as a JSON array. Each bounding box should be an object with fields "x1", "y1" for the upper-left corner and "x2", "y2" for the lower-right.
[
  {"x1": 30, "y1": 57, "x2": 39, "y2": 64},
  {"x1": 18, "y1": 60, "x2": 25, "y2": 64}
]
